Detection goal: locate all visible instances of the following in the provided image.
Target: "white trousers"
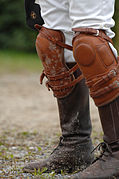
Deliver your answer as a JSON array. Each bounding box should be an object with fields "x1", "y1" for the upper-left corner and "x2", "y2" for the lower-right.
[{"x1": 35, "y1": 0, "x2": 117, "y2": 62}]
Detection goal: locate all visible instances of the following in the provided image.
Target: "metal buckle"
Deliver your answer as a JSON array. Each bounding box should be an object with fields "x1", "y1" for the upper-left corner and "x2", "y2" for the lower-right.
[
  {"x1": 115, "y1": 81, "x2": 119, "y2": 88},
  {"x1": 109, "y1": 69, "x2": 117, "y2": 77},
  {"x1": 95, "y1": 30, "x2": 99, "y2": 36}
]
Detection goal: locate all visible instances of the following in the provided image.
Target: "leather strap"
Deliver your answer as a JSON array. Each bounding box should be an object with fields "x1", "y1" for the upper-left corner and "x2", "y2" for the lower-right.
[
  {"x1": 36, "y1": 25, "x2": 113, "y2": 50},
  {"x1": 45, "y1": 64, "x2": 79, "y2": 81},
  {"x1": 90, "y1": 80, "x2": 119, "y2": 98},
  {"x1": 40, "y1": 64, "x2": 79, "y2": 84},
  {"x1": 87, "y1": 67, "x2": 119, "y2": 88},
  {"x1": 72, "y1": 28, "x2": 113, "y2": 44},
  {"x1": 40, "y1": 63, "x2": 84, "y2": 91},
  {"x1": 35, "y1": 24, "x2": 73, "y2": 51},
  {"x1": 87, "y1": 65, "x2": 119, "y2": 98},
  {"x1": 46, "y1": 74, "x2": 84, "y2": 91}
]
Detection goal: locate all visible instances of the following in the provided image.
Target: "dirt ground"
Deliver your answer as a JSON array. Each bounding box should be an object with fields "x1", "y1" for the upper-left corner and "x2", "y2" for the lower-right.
[
  {"x1": 0, "y1": 73, "x2": 102, "y2": 134},
  {"x1": 0, "y1": 73, "x2": 60, "y2": 135},
  {"x1": 0, "y1": 73, "x2": 103, "y2": 178}
]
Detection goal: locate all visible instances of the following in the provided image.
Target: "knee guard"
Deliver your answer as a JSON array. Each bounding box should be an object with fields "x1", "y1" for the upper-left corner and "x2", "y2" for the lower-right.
[
  {"x1": 73, "y1": 28, "x2": 119, "y2": 106},
  {"x1": 35, "y1": 25, "x2": 83, "y2": 98}
]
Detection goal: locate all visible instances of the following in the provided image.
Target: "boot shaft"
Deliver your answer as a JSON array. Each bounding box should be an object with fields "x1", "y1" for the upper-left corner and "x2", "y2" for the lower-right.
[
  {"x1": 98, "y1": 96, "x2": 119, "y2": 144},
  {"x1": 57, "y1": 63, "x2": 92, "y2": 141}
]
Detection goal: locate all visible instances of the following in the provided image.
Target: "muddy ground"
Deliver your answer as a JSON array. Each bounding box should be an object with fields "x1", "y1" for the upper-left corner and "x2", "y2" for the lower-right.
[{"x1": 0, "y1": 73, "x2": 102, "y2": 178}]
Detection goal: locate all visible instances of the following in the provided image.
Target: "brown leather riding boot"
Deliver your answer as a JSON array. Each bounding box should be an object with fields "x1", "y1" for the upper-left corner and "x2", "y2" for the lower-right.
[
  {"x1": 59, "y1": 96, "x2": 119, "y2": 179},
  {"x1": 23, "y1": 64, "x2": 93, "y2": 174}
]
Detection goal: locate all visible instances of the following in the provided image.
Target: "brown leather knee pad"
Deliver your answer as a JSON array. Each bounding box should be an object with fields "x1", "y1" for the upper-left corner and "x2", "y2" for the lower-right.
[
  {"x1": 35, "y1": 26, "x2": 83, "y2": 98},
  {"x1": 73, "y1": 33, "x2": 119, "y2": 106}
]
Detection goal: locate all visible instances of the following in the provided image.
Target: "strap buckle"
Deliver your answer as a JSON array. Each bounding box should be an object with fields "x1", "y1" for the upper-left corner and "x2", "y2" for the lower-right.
[{"x1": 95, "y1": 30, "x2": 99, "y2": 36}]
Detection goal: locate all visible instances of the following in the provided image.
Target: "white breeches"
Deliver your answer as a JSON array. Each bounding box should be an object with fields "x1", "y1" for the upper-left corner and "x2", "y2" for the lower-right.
[{"x1": 35, "y1": 0, "x2": 117, "y2": 62}]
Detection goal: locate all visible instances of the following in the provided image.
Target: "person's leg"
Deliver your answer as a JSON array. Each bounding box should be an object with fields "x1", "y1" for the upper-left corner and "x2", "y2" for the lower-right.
[
  {"x1": 23, "y1": 0, "x2": 93, "y2": 173},
  {"x1": 67, "y1": 32, "x2": 119, "y2": 179},
  {"x1": 60, "y1": 0, "x2": 119, "y2": 178}
]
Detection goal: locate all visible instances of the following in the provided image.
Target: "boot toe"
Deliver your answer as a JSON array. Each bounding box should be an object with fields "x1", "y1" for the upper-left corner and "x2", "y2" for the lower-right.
[{"x1": 23, "y1": 161, "x2": 43, "y2": 173}]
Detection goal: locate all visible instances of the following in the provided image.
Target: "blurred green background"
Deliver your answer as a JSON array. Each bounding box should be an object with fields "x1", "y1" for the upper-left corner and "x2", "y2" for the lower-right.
[
  {"x1": 0, "y1": 0, "x2": 42, "y2": 73},
  {"x1": 0, "y1": 0, "x2": 119, "y2": 74}
]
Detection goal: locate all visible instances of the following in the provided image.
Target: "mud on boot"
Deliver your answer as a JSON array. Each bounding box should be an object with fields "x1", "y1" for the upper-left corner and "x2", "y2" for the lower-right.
[
  {"x1": 61, "y1": 142, "x2": 119, "y2": 179},
  {"x1": 23, "y1": 63, "x2": 94, "y2": 174},
  {"x1": 23, "y1": 136, "x2": 93, "y2": 174}
]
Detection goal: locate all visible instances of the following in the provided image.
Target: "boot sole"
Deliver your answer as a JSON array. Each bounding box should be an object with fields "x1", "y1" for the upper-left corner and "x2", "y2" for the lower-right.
[{"x1": 23, "y1": 168, "x2": 36, "y2": 173}]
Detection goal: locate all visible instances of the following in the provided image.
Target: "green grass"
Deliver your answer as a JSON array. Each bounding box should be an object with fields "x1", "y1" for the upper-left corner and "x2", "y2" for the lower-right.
[{"x1": 0, "y1": 50, "x2": 43, "y2": 74}]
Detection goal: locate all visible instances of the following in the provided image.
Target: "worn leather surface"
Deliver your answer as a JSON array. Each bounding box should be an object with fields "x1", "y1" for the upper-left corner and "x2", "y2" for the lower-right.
[
  {"x1": 73, "y1": 32, "x2": 119, "y2": 106},
  {"x1": 36, "y1": 27, "x2": 83, "y2": 98}
]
